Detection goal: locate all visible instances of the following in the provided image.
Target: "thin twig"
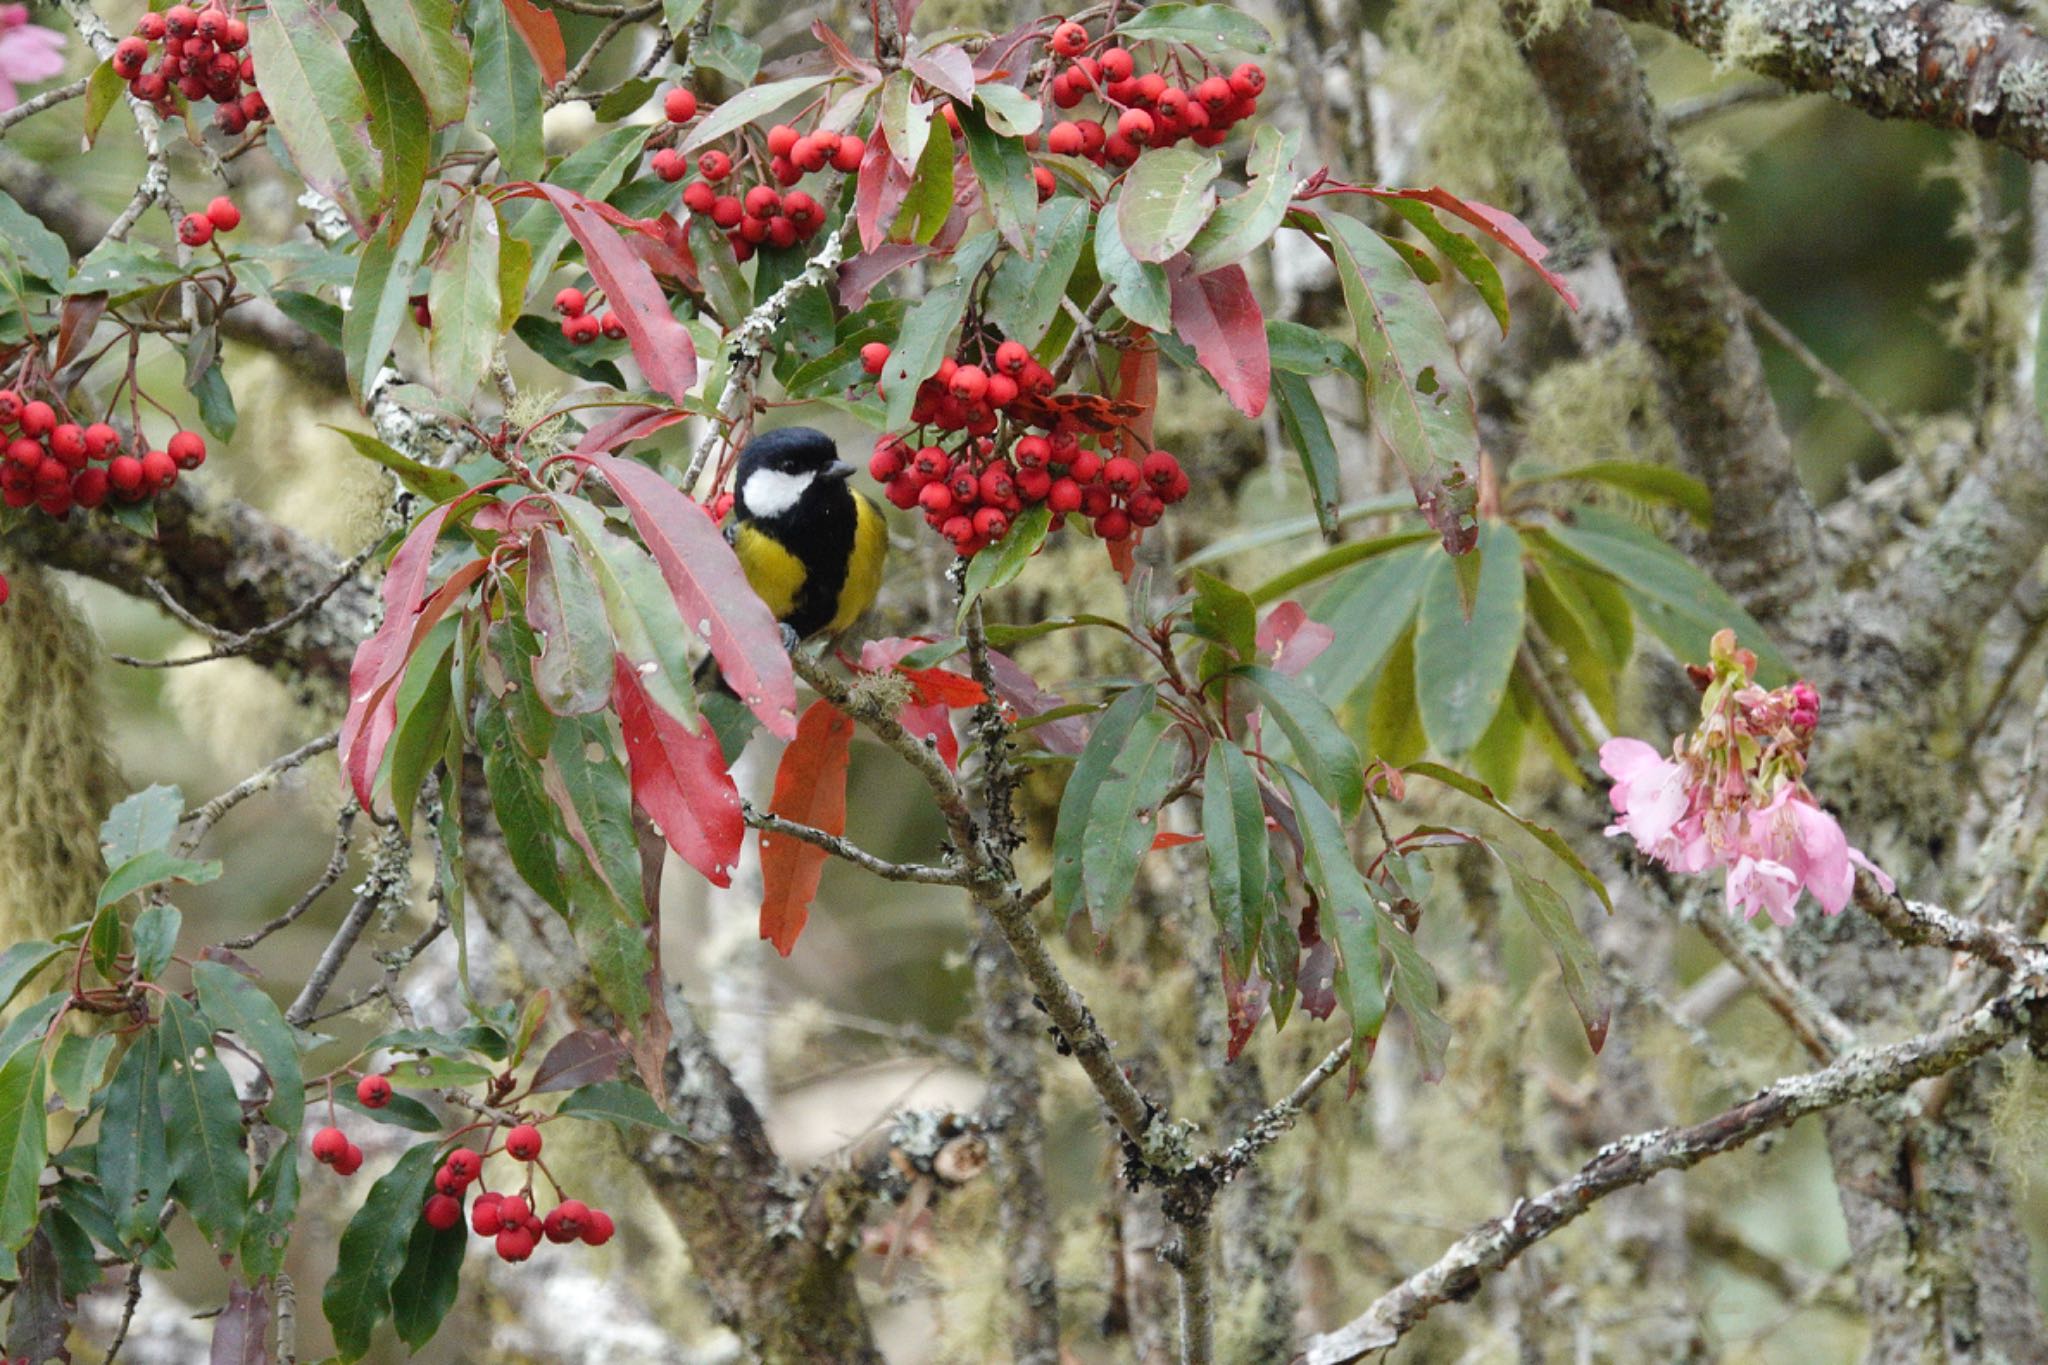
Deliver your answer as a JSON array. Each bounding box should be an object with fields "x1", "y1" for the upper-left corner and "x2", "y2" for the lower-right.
[
  {"x1": 1663, "y1": 80, "x2": 1784, "y2": 128},
  {"x1": 180, "y1": 731, "x2": 341, "y2": 852},
  {"x1": 217, "y1": 806, "x2": 358, "y2": 950},
  {"x1": 115, "y1": 545, "x2": 375, "y2": 668},
  {"x1": 1741, "y1": 292, "x2": 1921, "y2": 476},
  {"x1": 0, "y1": 75, "x2": 90, "y2": 136},
  {"x1": 742, "y1": 804, "x2": 971, "y2": 885},
  {"x1": 102, "y1": 1261, "x2": 143, "y2": 1363}
]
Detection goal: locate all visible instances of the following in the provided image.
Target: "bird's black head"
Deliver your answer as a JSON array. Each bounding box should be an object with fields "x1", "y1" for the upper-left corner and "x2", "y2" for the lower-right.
[{"x1": 733, "y1": 426, "x2": 854, "y2": 523}]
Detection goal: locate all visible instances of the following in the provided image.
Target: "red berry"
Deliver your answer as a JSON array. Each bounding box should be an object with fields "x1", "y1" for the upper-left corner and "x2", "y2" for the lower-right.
[
  {"x1": 681, "y1": 180, "x2": 717, "y2": 214},
  {"x1": 784, "y1": 190, "x2": 821, "y2": 228},
  {"x1": 424, "y1": 1194, "x2": 464, "y2": 1230},
  {"x1": 832, "y1": 136, "x2": 865, "y2": 173},
  {"x1": 1015, "y1": 435, "x2": 1052, "y2": 468},
  {"x1": 599, "y1": 312, "x2": 626, "y2": 340},
  {"x1": 986, "y1": 373, "x2": 1019, "y2": 408},
  {"x1": 1016, "y1": 465, "x2": 1052, "y2": 501},
  {"x1": 1230, "y1": 63, "x2": 1266, "y2": 99},
  {"x1": 83, "y1": 423, "x2": 120, "y2": 461},
  {"x1": 0, "y1": 573, "x2": 8, "y2": 605},
  {"x1": 311, "y1": 1126, "x2": 348, "y2": 1164},
  {"x1": 918, "y1": 482, "x2": 954, "y2": 516},
  {"x1": 910, "y1": 446, "x2": 950, "y2": 482},
  {"x1": 564, "y1": 314, "x2": 601, "y2": 344},
  {"x1": 71, "y1": 466, "x2": 109, "y2": 509},
  {"x1": 204, "y1": 196, "x2": 240, "y2": 231},
  {"x1": 1048, "y1": 478, "x2": 1083, "y2": 514},
  {"x1": 543, "y1": 1199, "x2": 589, "y2": 1243},
  {"x1": 1117, "y1": 109, "x2": 1155, "y2": 146},
  {"x1": 554, "y1": 287, "x2": 587, "y2": 317},
  {"x1": 1129, "y1": 491, "x2": 1166, "y2": 527},
  {"x1": 495, "y1": 1226, "x2": 536, "y2": 1262},
  {"x1": 995, "y1": 340, "x2": 1031, "y2": 375},
  {"x1": 505, "y1": 1124, "x2": 543, "y2": 1161},
  {"x1": 1135, "y1": 73, "x2": 1167, "y2": 103},
  {"x1": 767, "y1": 215, "x2": 798, "y2": 249},
  {"x1": 711, "y1": 195, "x2": 743, "y2": 229},
  {"x1": 355, "y1": 1074, "x2": 392, "y2": 1109},
  {"x1": 869, "y1": 447, "x2": 906, "y2": 483},
  {"x1": 663, "y1": 87, "x2": 698, "y2": 122},
  {"x1": 743, "y1": 185, "x2": 780, "y2": 219},
  {"x1": 434, "y1": 1166, "x2": 464, "y2": 1196},
  {"x1": 18, "y1": 401, "x2": 54, "y2": 439},
  {"x1": 135, "y1": 12, "x2": 165, "y2": 39},
  {"x1": 1051, "y1": 72, "x2": 1083, "y2": 109},
  {"x1": 471, "y1": 1192, "x2": 506, "y2": 1236},
  {"x1": 581, "y1": 1209, "x2": 615, "y2": 1246},
  {"x1": 48, "y1": 424, "x2": 87, "y2": 468},
  {"x1": 178, "y1": 213, "x2": 214, "y2": 247},
  {"x1": 860, "y1": 341, "x2": 891, "y2": 376},
  {"x1": 240, "y1": 90, "x2": 267, "y2": 120},
  {"x1": 1105, "y1": 455, "x2": 1144, "y2": 494},
  {"x1": 793, "y1": 136, "x2": 829, "y2": 174},
  {"x1": 884, "y1": 473, "x2": 920, "y2": 509},
  {"x1": 141, "y1": 448, "x2": 177, "y2": 490},
  {"x1": 1050, "y1": 20, "x2": 1088, "y2": 56},
  {"x1": 1047, "y1": 121, "x2": 1084, "y2": 156},
  {"x1": 650, "y1": 148, "x2": 686, "y2": 182},
  {"x1": 1099, "y1": 46, "x2": 1134, "y2": 81},
  {"x1": 108, "y1": 455, "x2": 145, "y2": 497},
  {"x1": 167, "y1": 430, "x2": 206, "y2": 470},
  {"x1": 768, "y1": 154, "x2": 800, "y2": 186},
  {"x1": 697, "y1": 149, "x2": 731, "y2": 182},
  {"x1": 221, "y1": 17, "x2": 247, "y2": 50},
  {"x1": 499, "y1": 1194, "x2": 531, "y2": 1225},
  {"x1": 113, "y1": 37, "x2": 149, "y2": 78},
  {"x1": 1066, "y1": 449, "x2": 1103, "y2": 483},
  {"x1": 1033, "y1": 166, "x2": 1056, "y2": 201},
  {"x1": 948, "y1": 365, "x2": 988, "y2": 402},
  {"x1": 1163, "y1": 466, "x2": 1191, "y2": 503},
  {"x1": 165, "y1": 5, "x2": 198, "y2": 36},
  {"x1": 445, "y1": 1148, "x2": 482, "y2": 1185},
  {"x1": 214, "y1": 102, "x2": 249, "y2": 135},
  {"x1": 334, "y1": 1143, "x2": 365, "y2": 1177},
  {"x1": 766, "y1": 123, "x2": 798, "y2": 157},
  {"x1": 1095, "y1": 508, "x2": 1132, "y2": 540}
]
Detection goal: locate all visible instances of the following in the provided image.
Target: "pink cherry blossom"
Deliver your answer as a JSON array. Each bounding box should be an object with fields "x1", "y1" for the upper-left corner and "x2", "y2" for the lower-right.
[
  {"x1": 0, "y1": 5, "x2": 65, "y2": 113},
  {"x1": 1599, "y1": 738, "x2": 1691, "y2": 852}
]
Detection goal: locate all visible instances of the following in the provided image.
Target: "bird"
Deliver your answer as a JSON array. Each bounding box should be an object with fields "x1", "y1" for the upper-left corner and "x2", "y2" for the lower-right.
[{"x1": 724, "y1": 426, "x2": 887, "y2": 651}]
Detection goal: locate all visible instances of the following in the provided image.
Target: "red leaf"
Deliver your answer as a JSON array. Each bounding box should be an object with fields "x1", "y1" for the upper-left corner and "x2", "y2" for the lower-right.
[
  {"x1": 759, "y1": 699, "x2": 854, "y2": 955},
  {"x1": 1151, "y1": 831, "x2": 1202, "y2": 850},
  {"x1": 573, "y1": 404, "x2": 689, "y2": 457},
  {"x1": 1361, "y1": 186, "x2": 1580, "y2": 311},
  {"x1": 1220, "y1": 946, "x2": 1268, "y2": 1062},
  {"x1": 1256, "y1": 601, "x2": 1334, "y2": 677},
  {"x1": 906, "y1": 44, "x2": 975, "y2": 101},
  {"x1": 900, "y1": 699, "x2": 959, "y2": 771},
  {"x1": 899, "y1": 666, "x2": 986, "y2": 708},
  {"x1": 1167, "y1": 259, "x2": 1269, "y2": 418},
  {"x1": 838, "y1": 241, "x2": 928, "y2": 310},
  {"x1": 984, "y1": 650, "x2": 1089, "y2": 755},
  {"x1": 811, "y1": 19, "x2": 880, "y2": 78},
  {"x1": 1114, "y1": 332, "x2": 1158, "y2": 462},
  {"x1": 1105, "y1": 530, "x2": 1140, "y2": 580},
  {"x1": 498, "y1": 183, "x2": 699, "y2": 405},
  {"x1": 569, "y1": 452, "x2": 800, "y2": 739},
  {"x1": 499, "y1": 0, "x2": 565, "y2": 84},
  {"x1": 855, "y1": 128, "x2": 910, "y2": 254},
  {"x1": 612, "y1": 655, "x2": 743, "y2": 886}
]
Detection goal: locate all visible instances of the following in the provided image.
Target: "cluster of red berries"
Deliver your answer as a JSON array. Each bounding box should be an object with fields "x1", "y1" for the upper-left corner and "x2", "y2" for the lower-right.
[
  {"x1": 1029, "y1": 20, "x2": 1265, "y2": 167},
  {"x1": 858, "y1": 340, "x2": 1189, "y2": 556},
  {"x1": 647, "y1": 86, "x2": 847, "y2": 262},
  {"x1": 430, "y1": 1124, "x2": 616, "y2": 1264},
  {"x1": 177, "y1": 195, "x2": 241, "y2": 250},
  {"x1": 110, "y1": 2, "x2": 267, "y2": 136},
  {"x1": 0, "y1": 392, "x2": 208, "y2": 520},
  {"x1": 551, "y1": 287, "x2": 626, "y2": 346}
]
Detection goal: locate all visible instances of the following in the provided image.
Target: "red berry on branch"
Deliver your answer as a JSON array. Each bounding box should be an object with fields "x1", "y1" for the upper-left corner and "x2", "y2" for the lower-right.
[
  {"x1": 543, "y1": 1199, "x2": 589, "y2": 1243},
  {"x1": 72, "y1": 466, "x2": 109, "y2": 510},
  {"x1": 0, "y1": 573, "x2": 9, "y2": 605},
  {"x1": 1047, "y1": 121, "x2": 1083, "y2": 156},
  {"x1": 1067, "y1": 449, "x2": 1102, "y2": 483},
  {"x1": 221, "y1": 17, "x2": 248, "y2": 50},
  {"x1": 445, "y1": 1148, "x2": 482, "y2": 1185},
  {"x1": 1032, "y1": 166, "x2": 1056, "y2": 201},
  {"x1": 471, "y1": 1192, "x2": 506, "y2": 1236},
  {"x1": 113, "y1": 37, "x2": 150, "y2": 78},
  {"x1": 499, "y1": 1193, "x2": 531, "y2": 1224},
  {"x1": 599, "y1": 312, "x2": 626, "y2": 340},
  {"x1": 663, "y1": 87, "x2": 698, "y2": 123},
  {"x1": 83, "y1": 423, "x2": 120, "y2": 461},
  {"x1": 563, "y1": 314, "x2": 601, "y2": 345},
  {"x1": 832, "y1": 136, "x2": 864, "y2": 173},
  {"x1": 135, "y1": 12, "x2": 165, "y2": 39},
  {"x1": 1016, "y1": 465, "x2": 1052, "y2": 501},
  {"x1": 214, "y1": 102, "x2": 248, "y2": 135},
  {"x1": 650, "y1": 148, "x2": 686, "y2": 182},
  {"x1": 178, "y1": 213, "x2": 214, "y2": 247},
  {"x1": 495, "y1": 1226, "x2": 536, "y2": 1262},
  {"x1": 355, "y1": 1074, "x2": 392, "y2": 1109},
  {"x1": 1230, "y1": 63, "x2": 1266, "y2": 99},
  {"x1": 743, "y1": 185, "x2": 780, "y2": 219},
  {"x1": 311, "y1": 1126, "x2": 348, "y2": 1164},
  {"x1": 48, "y1": 424, "x2": 86, "y2": 468},
  {"x1": 768, "y1": 154, "x2": 800, "y2": 186},
  {"x1": 766, "y1": 215, "x2": 797, "y2": 249},
  {"x1": 1116, "y1": 109, "x2": 1154, "y2": 147},
  {"x1": 737, "y1": 214, "x2": 768, "y2": 245},
  {"x1": 1050, "y1": 72, "x2": 1082, "y2": 109},
  {"x1": 141, "y1": 448, "x2": 177, "y2": 491},
  {"x1": 108, "y1": 455, "x2": 144, "y2": 498},
  {"x1": 1134, "y1": 73, "x2": 1167, "y2": 103},
  {"x1": 240, "y1": 90, "x2": 267, "y2": 120},
  {"x1": 1095, "y1": 508, "x2": 1131, "y2": 540},
  {"x1": 581, "y1": 1209, "x2": 615, "y2": 1246},
  {"x1": 948, "y1": 365, "x2": 987, "y2": 402},
  {"x1": 18, "y1": 402, "x2": 53, "y2": 439},
  {"x1": 884, "y1": 473, "x2": 919, "y2": 508},
  {"x1": 784, "y1": 191, "x2": 820, "y2": 229},
  {"x1": 165, "y1": 5, "x2": 198, "y2": 38},
  {"x1": 435, "y1": 1166, "x2": 464, "y2": 1196},
  {"x1": 766, "y1": 123, "x2": 798, "y2": 157},
  {"x1": 167, "y1": 430, "x2": 207, "y2": 470},
  {"x1": 0, "y1": 390, "x2": 22, "y2": 425},
  {"x1": 554, "y1": 287, "x2": 587, "y2": 317},
  {"x1": 860, "y1": 342, "x2": 891, "y2": 376},
  {"x1": 710, "y1": 195, "x2": 743, "y2": 229},
  {"x1": 424, "y1": 1194, "x2": 464, "y2": 1230},
  {"x1": 505, "y1": 1125, "x2": 543, "y2": 1161},
  {"x1": 918, "y1": 482, "x2": 954, "y2": 516},
  {"x1": 697, "y1": 149, "x2": 731, "y2": 182},
  {"x1": 1099, "y1": 46, "x2": 1134, "y2": 81},
  {"x1": 1050, "y1": 19, "x2": 1088, "y2": 56},
  {"x1": 413, "y1": 296, "x2": 432, "y2": 327},
  {"x1": 793, "y1": 136, "x2": 828, "y2": 174},
  {"x1": 1129, "y1": 491, "x2": 1165, "y2": 527},
  {"x1": 681, "y1": 180, "x2": 717, "y2": 214}
]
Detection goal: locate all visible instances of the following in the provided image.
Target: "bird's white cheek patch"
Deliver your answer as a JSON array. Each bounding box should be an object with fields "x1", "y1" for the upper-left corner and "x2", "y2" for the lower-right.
[{"x1": 742, "y1": 468, "x2": 813, "y2": 517}]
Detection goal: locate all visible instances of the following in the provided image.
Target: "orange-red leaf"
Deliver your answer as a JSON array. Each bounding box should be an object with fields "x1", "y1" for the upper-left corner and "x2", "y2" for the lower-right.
[
  {"x1": 899, "y1": 665, "x2": 986, "y2": 709},
  {"x1": 1151, "y1": 831, "x2": 1202, "y2": 850},
  {"x1": 499, "y1": 0, "x2": 565, "y2": 84},
  {"x1": 759, "y1": 700, "x2": 854, "y2": 955}
]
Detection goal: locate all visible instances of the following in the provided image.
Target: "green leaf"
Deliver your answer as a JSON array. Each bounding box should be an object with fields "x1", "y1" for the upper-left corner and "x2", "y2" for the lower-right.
[
  {"x1": 1265, "y1": 318, "x2": 1367, "y2": 380},
  {"x1": 662, "y1": 0, "x2": 707, "y2": 41},
  {"x1": 386, "y1": 620, "x2": 457, "y2": 832},
  {"x1": 0, "y1": 190, "x2": 72, "y2": 288},
  {"x1": 323, "y1": 1142, "x2": 442, "y2": 1360},
  {"x1": 1324, "y1": 211, "x2": 1482, "y2": 518},
  {"x1": 1079, "y1": 711, "x2": 1182, "y2": 931},
  {"x1": 1402, "y1": 761, "x2": 1612, "y2": 912},
  {"x1": 157, "y1": 995, "x2": 249, "y2": 1253},
  {"x1": 1511, "y1": 460, "x2": 1713, "y2": 525},
  {"x1": 505, "y1": 123, "x2": 646, "y2": 290},
  {"x1": 1277, "y1": 766, "x2": 1385, "y2": 1068},
  {"x1": 67, "y1": 240, "x2": 182, "y2": 298},
  {"x1": 1272, "y1": 369, "x2": 1341, "y2": 538},
  {"x1": 193, "y1": 362, "x2": 238, "y2": 443},
  {"x1": 479, "y1": 703, "x2": 569, "y2": 913},
  {"x1": 325, "y1": 426, "x2": 468, "y2": 503},
  {"x1": 1366, "y1": 626, "x2": 1427, "y2": 766},
  {"x1": 48, "y1": 1033, "x2": 113, "y2": 1114},
  {"x1": 554, "y1": 1080, "x2": 689, "y2": 1135},
  {"x1": 1050, "y1": 684, "x2": 1158, "y2": 919},
  {"x1": 975, "y1": 81, "x2": 1042, "y2": 137},
  {"x1": 1375, "y1": 903, "x2": 1451, "y2": 1081},
  {"x1": 1189, "y1": 570, "x2": 1258, "y2": 659},
  {"x1": 97, "y1": 850, "x2": 222, "y2": 909},
  {"x1": 566, "y1": 859, "x2": 654, "y2": 1027},
  {"x1": 1376, "y1": 200, "x2": 1508, "y2": 336},
  {"x1": 82, "y1": 61, "x2": 124, "y2": 150},
  {"x1": 528, "y1": 527, "x2": 614, "y2": 716},
  {"x1": 350, "y1": 28, "x2": 431, "y2": 233},
  {"x1": 1526, "y1": 561, "x2": 1616, "y2": 725},
  {"x1": 389, "y1": 1195, "x2": 466, "y2": 1348},
  {"x1": 691, "y1": 22, "x2": 760, "y2": 85},
  {"x1": 892, "y1": 112, "x2": 956, "y2": 246},
  {"x1": 957, "y1": 506, "x2": 1053, "y2": 627},
  {"x1": 681, "y1": 74, "x2": 834, "y2": 154},
  {"x1": 1202, "y1": 740, "x2": 1269, "y2": 977},
  {"x1": 879, "y1": 70, "x2": 930, "y2": 171},
  {"x1": 343, "y1": 197, "x2": 435, "y2": 401},
  {"x1": 130, "y1": 904, "x2": 180, "y2": 981},
  {"x1": 97, "y1": 1031, "x2": 167, "y2": 1250},
  {"x1": 1249, "y1": 528, "x2": 1435, "y2": 605},
  {"x1": 466, "y1": 0, "x2": 544, "y2": 180},
  {"x1": 0, "y1": 941, "x2": 62, "y2": 1014},
  {"x1": 363, "y1": 0, "x2": 470, "y2": 125},
  {"x1": 1501, "y1": 860, "x2": 1609, "y2": 1052},
  {"x1": 1413, "y1": 522, "x2": 1525, "y2": 758},
  {"x1": 545, "y1": 716, "x2": 644, "y2": 911},
  {"x1": 1231, "y1": 665, "x2": 1364, "y2": 819},
  {"x1": 552, "y1": 497, "x2": 700, "y2": 726},
  {"x1": 879, "y1": 234, "x2": 998, "y2": 430},
  {"x1": 1187, "y1": 124, "x2": 1300, "y2": 275},
  {"x1": 250, "y1": 0, "x2": 384, "y2": 222},
  {"x1": 1303, "y1": 542, "x2": 1436, "y2": 709},
  {"x1": 1117, "y1": 147, "x2": 1221, "y2": 264},
  {"x1": 0, "y1": 1043, "x2": 47, "y2": 1263},
  {"x1": 1094, "y1": 190, "x2": 1173, "y2": 332},
  {"x1": 338, "y1": 1087, "x2": 444, "y2": 1131},
  {"x1": 193, "y1": 961, "x2": 304, "y2": 1136},
  {"x1": 1541, "y1": 507, "x2": 1785, "y2": 682},
  {"x1": 987, "y1": 197, "x2": 1088, "y2": 346},
  {"x1": 241, "y1": 1146, "x2": 300, "y2": 1280},
  {"x1": 427, "y1": 195, "x2": 503, "y2": 402},
  {"x1": 1118, "y1": 3, "x2": 1275, "y2": 53}
]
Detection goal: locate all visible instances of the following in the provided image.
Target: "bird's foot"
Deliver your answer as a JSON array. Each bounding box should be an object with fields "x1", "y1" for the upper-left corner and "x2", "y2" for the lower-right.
[{"x1": 779, "y1": 623, "x2": 802, "y2": 654}]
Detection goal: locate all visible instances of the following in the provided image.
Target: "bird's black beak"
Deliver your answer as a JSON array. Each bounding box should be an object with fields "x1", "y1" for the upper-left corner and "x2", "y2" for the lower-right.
[{"x1": 823, "y1": 460, "x2": 857, "y2": 480}]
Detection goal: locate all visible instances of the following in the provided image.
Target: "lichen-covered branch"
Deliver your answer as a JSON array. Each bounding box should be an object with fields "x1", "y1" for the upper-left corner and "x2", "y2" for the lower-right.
[{"x1": 1300, "y1": 970, "x2": 2048, "y2": 1363}]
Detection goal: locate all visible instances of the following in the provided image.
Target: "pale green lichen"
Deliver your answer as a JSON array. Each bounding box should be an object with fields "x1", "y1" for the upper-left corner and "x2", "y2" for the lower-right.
[{"x1": 1518, "y1": 340, "x2": 1682, "y2": 472}]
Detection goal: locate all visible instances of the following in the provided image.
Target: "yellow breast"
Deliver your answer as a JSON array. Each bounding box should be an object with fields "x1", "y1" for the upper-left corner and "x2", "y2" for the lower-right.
[
  {"x1": 829, "y1": 491, "x2": 888, "y2": 636},
  {"x1": 730, "y1": 522, "x2": 806, "y2": 623}
]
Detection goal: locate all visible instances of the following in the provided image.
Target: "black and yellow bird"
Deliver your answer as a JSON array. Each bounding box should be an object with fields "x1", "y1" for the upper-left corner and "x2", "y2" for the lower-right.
[{"x1": 726, "y1": 426, "x2": 887, "y2": 648}]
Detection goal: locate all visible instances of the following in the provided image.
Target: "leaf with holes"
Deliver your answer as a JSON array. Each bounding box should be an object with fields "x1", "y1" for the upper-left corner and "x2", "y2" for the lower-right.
[{"x1": 158, "y1": 995, "x2": 249, "y2": 1254}]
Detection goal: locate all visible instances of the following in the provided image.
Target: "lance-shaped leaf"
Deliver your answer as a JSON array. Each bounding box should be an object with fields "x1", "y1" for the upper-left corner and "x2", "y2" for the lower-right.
[
  {"x1": 98, "y1": 850, "x2": 222, "y2": 908},
  {"x1": 1403, "y1": 761, "x2": 1612, "y2": 912},
  {"x1": 466, "y1": 0, "x2": 543, "y2": 178},
  {"x1": 1079, "y1": 711, "x2": 1184, "y2": 931},
  {"x1": 545, "y1": 716, "x2": 645, "y2": 912},
  {"x1": 364, "y1": 0, "x2": 470, "y2": 124},
  {"x1": 1119, "y1": 147, "x2": 1221, "y2": 264},
  {"x1": 526, "y1": 527, "x2": 612, "y2": 715},
  {"x1": 323, "y1": 1142, "x2": 441, "y2": 1361},
  {"x1": 193, "y1": 962, "x2": 303, "y2": 1137},
  {"x1": 157, "y1": 996, "x2": 249, "y2": 1254},
  {"x1": 1117, "y1": 3, "x2": 1275, "y2": 52},
  {"x1": 957, "y1": 503, "x2": 1052, "y2": 626},
  {"x1": 1302, "y1": 542, "x2": 1436, "y2": 709},
  {"x1": 250, "y1": 0, "x2": 383, "y2": 228},
  {"x1": 1278, "y1": 766, "x2": 1386, "y2": 1072},
  {"x1": 1050, "y1": 684, "x2": 1158, "y2": 919},
  {"x1": 552, "y1": 497, "x2": 700, "y2": 728},
  {"x1": 529, "y1": 1029, "x2": 629, "y2": 1093},
  {"x1": 351, "y1": 27, "x2": 430, "y2": 234},
  {"x1": 1232, "y1": 665, "x2": 1364, "y2": 818},
  {"x1": 1323, "y1": 210, "x2": 1483, "y2": 547},
  {"x1": 613, "y1": 655, "x2": 744, "y2": 886},
  {"x1": 499, "y1": 0, "x2": 564, "y2": 82},
  {"x1": 573, "y1": 452, "x2": 799, "y2": 738},
  {"x1": 682, "y1": 74, "x2": 835, "y2": 154},
  {"x1": 97, "y1": 1030, "x2": 166, "y2": 1250},
  {"x1": 759, "y1": 700, "x2": 854, "y2": 955},
  {"x1": 987, "y1": 197, "x2": 1087, "y2": 345},
  {"x1": 389, "y1": 1196, "x2": 465, "y2": 1348},
  {"x1": 1360, "y1": 185, "x2": 1579, "y2": 311},
  {"x1": 0, "y1": 1043, "x2": 46, "y2": 1264},
  {"x1": 479, "y1": 702, "x2": 568, "y2": 911},
  {"x1": 1501, "y1": 859, "x2": 1608, "y2": 1052},
  {"x1": 342, "y1": 197, "x2": 434, "y2": 401},
  {"x1": 499, "y1": 183, "x2": 698, "y2": 403},
  {"x1": 1414, "y1": 521, "x2": 1526, "y2": 758},
  {"x1": 427, "y1": 194, "x2": 503, "y2": 401},
  {"x1": 0, "y1": 942, "x2": 59, "y2": 1015},
  {"x1": 1375, "y1": 902, "x2": 1451, "y2": 1081},
  {"x1": 1188, "y1": 124, "x2": 1299, "y2": 274},
  {"x1": 1095, "y1": 191, "x2": 1173, "y2": 332},
  {"x1": 1167, "y1": 257, "x2": 1269, "y2": 418},
  {"x1": 555, "y1": 1079, "x2": 690, "y2": 1135},
  {"x1": 1376, "y1": 196, "x2": 1508, "y2": 336},
  {"x1": 1203, "y1": 739, "x2": 1269, "y2": 977},
  {"x1": 961, "y1": 102, "x2": 1037, "y2": 252},
  {"x1": 1273, "y1": 370, "x2": 1341, "y2": 537}
]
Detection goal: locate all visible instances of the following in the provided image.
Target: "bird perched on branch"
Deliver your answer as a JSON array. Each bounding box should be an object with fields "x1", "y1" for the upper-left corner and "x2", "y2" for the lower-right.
[{"x1": 725, "y1": 425, "x2": 887, "y2": 650}]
